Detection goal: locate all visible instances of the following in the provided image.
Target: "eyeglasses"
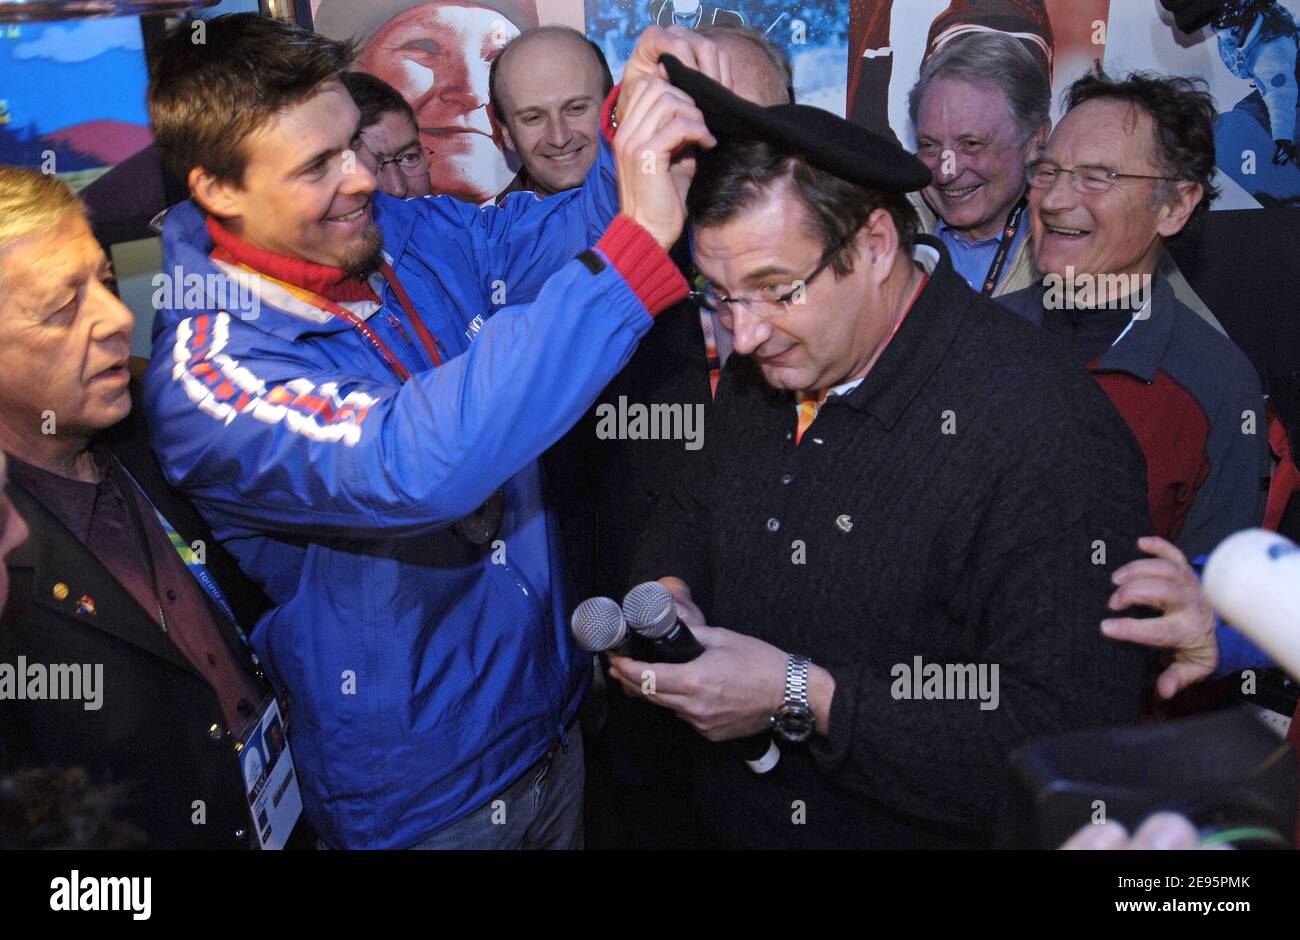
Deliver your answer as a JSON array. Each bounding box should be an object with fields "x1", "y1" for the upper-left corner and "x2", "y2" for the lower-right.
[
  {"x1": 688, "y1": 229, "x2": 859, "y2": 322},
  {"x1": 1025, "y1": 159, "x2": 1185, "y2": 195},
  {"x1": 366, "y1": 145, "x2": 434, "y2": 178}
]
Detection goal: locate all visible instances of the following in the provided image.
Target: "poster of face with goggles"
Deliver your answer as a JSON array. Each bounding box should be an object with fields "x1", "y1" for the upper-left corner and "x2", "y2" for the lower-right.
[{"x1": 313, "y1": 0, "x2": 587, "y2": 205}]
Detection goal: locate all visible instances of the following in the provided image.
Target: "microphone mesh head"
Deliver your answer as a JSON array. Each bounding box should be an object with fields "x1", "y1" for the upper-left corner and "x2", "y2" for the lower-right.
[
  {"x1": 622, "y1": 582, "x2": 677, "y2": 639},
  {"x1": 570, "y1": 596, "x2": 627, "y2": 652}
]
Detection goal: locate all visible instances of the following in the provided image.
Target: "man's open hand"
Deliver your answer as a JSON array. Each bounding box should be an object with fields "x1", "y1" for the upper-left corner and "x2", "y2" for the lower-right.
[
  {"x1": 1102, "y1": 536, "x2": 1218, "y2": 699},
  {"x1": 613, "y1": 76, "x2": 715, "y2": 249}
]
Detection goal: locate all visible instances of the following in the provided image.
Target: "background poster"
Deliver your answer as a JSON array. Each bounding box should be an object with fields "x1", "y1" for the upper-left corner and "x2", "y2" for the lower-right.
[
  {"x1": 586, "y1": 0, "x2": 850, "y2": 113},
  {"x1": 1104, "y1": 0, "x2": 1300, "y2": 209},
  {"x1": 312, "y1": 0, "x2": 587, "y2": 204},
  {"x1": 0, "y1": 17, "x2": 151, "y2": 191},
  {"x1": 0, "y1": 0, "x2": 261, "y2": 245},
  {"x1": 845, "y1": 0, "x2": 1111, "y2": 147}
]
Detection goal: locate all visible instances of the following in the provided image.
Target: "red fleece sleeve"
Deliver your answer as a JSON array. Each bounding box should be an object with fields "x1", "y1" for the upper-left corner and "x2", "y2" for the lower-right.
[{"x1": 595, "y1": 213, "x2": 687, "y2": 317}]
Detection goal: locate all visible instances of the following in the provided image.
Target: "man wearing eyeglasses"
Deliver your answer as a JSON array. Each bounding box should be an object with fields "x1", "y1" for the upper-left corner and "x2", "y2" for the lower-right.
[
  {"x1": 1000, "y1": 68, "x2": 1272, "y2": 700},
  {"x1": 906, "y1": 31, "x2": 1223, "y2": 331},
  {"x1": 606, "y1": 61, "x2": 1153, "y2": 848},
  {"x1": 144, "y1": 15, "x2": 729, "y2": 850},
  {"x1": 340, "y1": 72, "x2": 434, "y2": 200}
]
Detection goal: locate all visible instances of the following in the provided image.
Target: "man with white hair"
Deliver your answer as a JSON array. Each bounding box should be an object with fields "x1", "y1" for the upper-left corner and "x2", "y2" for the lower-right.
[
  {"x1": 907, "y1": 30, "x2": 1048, "y2": 296},
  {"x1": 0, "y1": 165, "x2": 283, "y2": 848}
]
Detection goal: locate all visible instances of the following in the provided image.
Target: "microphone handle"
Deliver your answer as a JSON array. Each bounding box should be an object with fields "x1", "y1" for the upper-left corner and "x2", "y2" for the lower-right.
[
  {"x1": 644, "y1": 619, "x2": 706, "y2": 663},
  {"x1": 638, "y1": 619, "x2": 781, "y2": 775},
  {"x1": 733, "y1": 732, "x2": 781, "y2": 774}
]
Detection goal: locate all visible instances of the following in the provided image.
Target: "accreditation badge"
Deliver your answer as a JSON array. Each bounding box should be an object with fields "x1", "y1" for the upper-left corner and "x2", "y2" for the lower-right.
[{"x1": 236, "y1": 697, "x2": 303, "y2": 850}]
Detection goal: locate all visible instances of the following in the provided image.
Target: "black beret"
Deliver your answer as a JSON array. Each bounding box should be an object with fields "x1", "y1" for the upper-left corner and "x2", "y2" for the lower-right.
[
  {"x1": 659, "y1": 54, "x2": 932, "y2": 194},
  {"x1": 1158, "y1": 0, "x2": 1229, "y2": 33}
]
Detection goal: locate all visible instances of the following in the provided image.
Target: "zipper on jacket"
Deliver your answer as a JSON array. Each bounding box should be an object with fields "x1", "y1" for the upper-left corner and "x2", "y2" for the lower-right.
[
  {"x1": 493, "y1": 556, "x2": 570, "y2": 693},
  {"x1": 382, "y1": 311, "x2": 428, "y2": 370}
]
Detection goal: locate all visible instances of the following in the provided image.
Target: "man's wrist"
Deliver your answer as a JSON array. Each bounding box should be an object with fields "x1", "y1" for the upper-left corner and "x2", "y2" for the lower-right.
[
  {"x1": 594, "y1": 215, "x2": 688, "y2": 314},
  {"x1": 808, "y1": 664, "x2": 835, "y2": 738}
]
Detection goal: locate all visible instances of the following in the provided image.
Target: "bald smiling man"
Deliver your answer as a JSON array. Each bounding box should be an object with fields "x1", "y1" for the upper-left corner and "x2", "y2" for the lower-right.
[
  {"x1": 490, "y1": 25, "x2": 791, "y2": 202},
  {"x1": 490, "y1": 27, "x2": 614, "y2": 197}
]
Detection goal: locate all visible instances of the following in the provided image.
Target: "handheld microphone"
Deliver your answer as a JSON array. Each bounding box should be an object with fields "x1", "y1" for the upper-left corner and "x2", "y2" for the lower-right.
[
  {"x1": 621, "y1": 580, "x2": 705, "y2": 662},
  {"x1": 622, "y1": 581, "x2": 781, "y2": 775},
  {"x1": 570, "y1": 596, "x2": 630, "y2": 653},
  {"x1": 1203, "y1": 528, "x2": 1300, "y2": 681}
]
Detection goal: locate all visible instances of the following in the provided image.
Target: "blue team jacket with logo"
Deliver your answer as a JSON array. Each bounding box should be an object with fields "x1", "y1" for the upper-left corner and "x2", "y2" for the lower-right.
[{"x1": 143, "y1": 146, "x2": 652, "y2": 848}]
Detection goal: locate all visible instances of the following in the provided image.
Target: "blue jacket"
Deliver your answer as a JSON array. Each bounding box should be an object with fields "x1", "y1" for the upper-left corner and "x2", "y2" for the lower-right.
[{"x1": 144, "y1": 146, "x2": 655, "y2": 848}]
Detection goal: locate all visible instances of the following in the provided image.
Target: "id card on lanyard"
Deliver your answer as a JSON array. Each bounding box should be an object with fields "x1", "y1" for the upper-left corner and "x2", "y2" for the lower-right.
[
  {"x1": 113, "y1": 461, "x2": 303, "y2": 848},
  {"x1": 236, "y1": 696, "x2": 303, "y2": 849}
]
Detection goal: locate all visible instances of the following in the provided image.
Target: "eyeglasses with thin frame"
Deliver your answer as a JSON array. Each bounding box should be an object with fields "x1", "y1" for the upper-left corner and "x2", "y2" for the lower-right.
[
  {"x1": 1025, "y1": 159, "x2": 1185, "y2": 195},
  {"x1": 360, "y1": 141, "x2": 434, "y2": 178},
  {"x1": 689, "y1": 228, "x2": 860, "y2": 322}
]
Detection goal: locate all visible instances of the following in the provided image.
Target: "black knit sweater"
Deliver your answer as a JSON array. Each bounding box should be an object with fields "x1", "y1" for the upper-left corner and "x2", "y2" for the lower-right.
[{"x1": 631, "y1": 238, "x2": 1153, "y2": 849}]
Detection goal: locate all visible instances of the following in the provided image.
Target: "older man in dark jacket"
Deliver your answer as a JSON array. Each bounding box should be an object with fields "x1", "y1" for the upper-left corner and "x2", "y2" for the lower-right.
[
  {"x1": 608, "y1": 67, "x2": 1153, "y2": 848},
  {"x1": 0, "y1": 166, "x2": 288, "y2": 848}
]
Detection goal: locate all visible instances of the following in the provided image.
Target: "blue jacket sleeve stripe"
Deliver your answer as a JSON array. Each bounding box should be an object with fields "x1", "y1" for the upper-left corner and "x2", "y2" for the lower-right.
[{"x1": 149, "y1": 252, "x2": 652, "y2": 540}]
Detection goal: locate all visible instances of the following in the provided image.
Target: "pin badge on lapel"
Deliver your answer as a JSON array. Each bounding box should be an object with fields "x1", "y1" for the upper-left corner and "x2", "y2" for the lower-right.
[
  {"x1": 52, "y1": 582, "x2": 69, "y2": 601},
  {"x1": 835, "y1": 514, "x2": 853, "y2": 534},
  {"x1": 76, "y1": 595, "x2": 96, "y2": 616}
]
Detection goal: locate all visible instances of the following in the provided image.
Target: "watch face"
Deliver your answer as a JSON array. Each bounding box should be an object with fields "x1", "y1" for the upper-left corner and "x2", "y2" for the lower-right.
[{"x1": 773, "y1": 704, "x2": 815, "y2": 744}]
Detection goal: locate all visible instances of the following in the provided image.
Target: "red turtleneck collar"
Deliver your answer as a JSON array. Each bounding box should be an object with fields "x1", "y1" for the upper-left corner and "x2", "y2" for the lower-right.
[{"x1": 206, "y1": 216, "x2": 379, "y2": 303}]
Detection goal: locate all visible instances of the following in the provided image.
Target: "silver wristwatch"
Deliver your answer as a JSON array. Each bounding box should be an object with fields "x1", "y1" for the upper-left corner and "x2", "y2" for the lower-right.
[{"x1": 771, "y1": 654, "x2": 815, "y2": 744}]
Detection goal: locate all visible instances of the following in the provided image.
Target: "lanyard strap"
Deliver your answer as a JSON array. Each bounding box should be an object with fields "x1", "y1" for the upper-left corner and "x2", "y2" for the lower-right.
[
  {"x1": 226, "y1": 262, "x2": 445, "y2": 382},
  {"x1": 980, "y1": 197, "x2": 1027, "y2": 296},
  {"x1": 377, "y1": 260, "x2": 444, "y2": 368},
  {"x1": 112, "y1": 461, "x2": 244, "y2": 638},
  {"x1": 886, "y1": 272, "x2": 928, "y2": 348},
  {"x1": 698, "y1": 309, "x2": 721, "y2": 399}
]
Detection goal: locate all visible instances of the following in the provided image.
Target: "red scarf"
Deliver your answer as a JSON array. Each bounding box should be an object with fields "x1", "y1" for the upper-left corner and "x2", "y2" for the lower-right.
[{"x1": 206, "y1": 216, "x2": 379, "y2": 303}]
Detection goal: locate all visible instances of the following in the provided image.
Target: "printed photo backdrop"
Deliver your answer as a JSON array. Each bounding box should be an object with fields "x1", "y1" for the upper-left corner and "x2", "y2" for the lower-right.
[
  {"x1": 0, "y1": 16, "x2": 152, "y2": 190},
  {"x1": 0, "y1": 0, "x2": 261, "y2": 242},
  {"x1": 312, "y1": 0, "x2": 588, "y2": 204},
  {"x1": 2, "y1": 2, "x2": 1291, "y2": 214},
  {"x1": 587, "y1": 0, "x2": 850, "y2": 113},
  {"x1": 1105, "y1": 0, "x2": 1300, "y2": 209},
  {"x1": 303, "y1": 0, "x2": 1298, "y2": 212}
]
